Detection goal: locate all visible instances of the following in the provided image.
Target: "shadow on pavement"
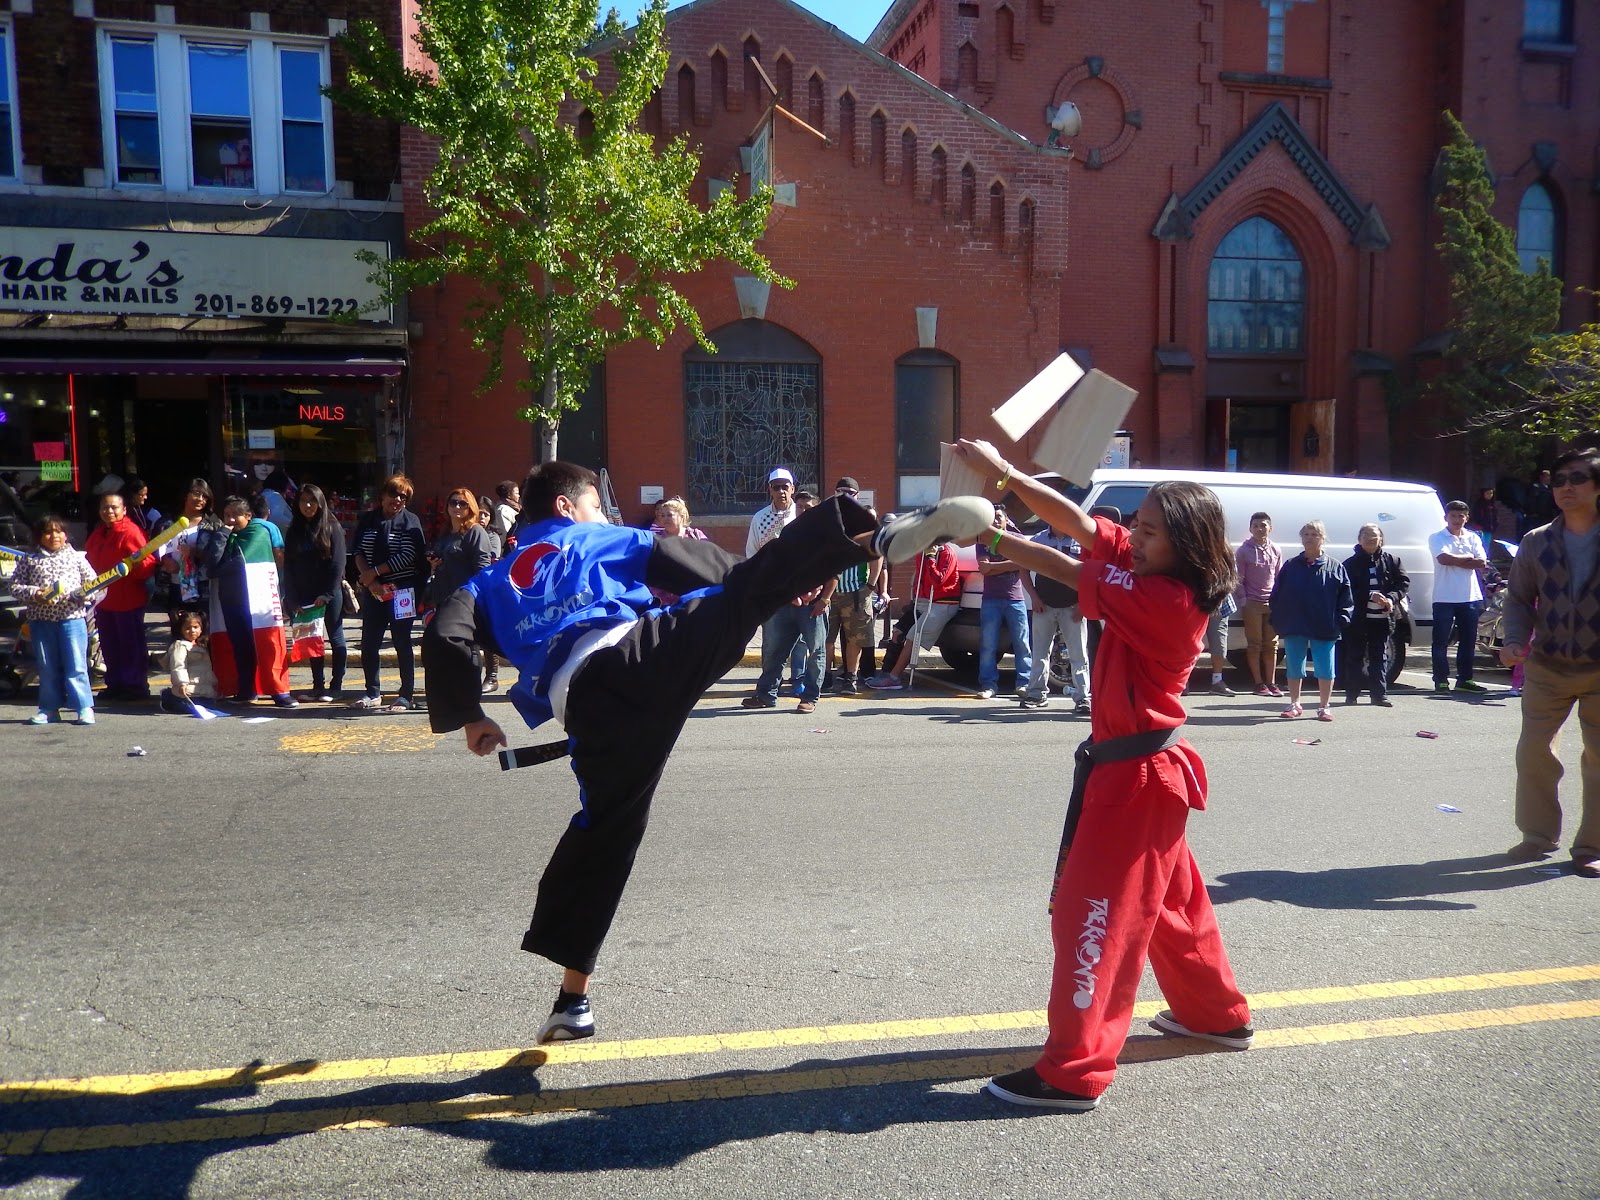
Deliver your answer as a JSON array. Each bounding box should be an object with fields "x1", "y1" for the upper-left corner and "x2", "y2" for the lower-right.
[
  {"x1": 0, "y1": 1036, "x2": 1229, "y2": 1194},
  {"x1": 1207, "y1": 853, "x2": 1559, "y2": 911}
]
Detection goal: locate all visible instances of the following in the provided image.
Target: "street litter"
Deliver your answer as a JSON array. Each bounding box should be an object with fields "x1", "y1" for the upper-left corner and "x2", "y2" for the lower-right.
[
  {"x1": 1536, "y1": 867, "x2": 1563, "y2": 876},
  {"x1": 1291, "y1": 738, "x2": 1321, "y2": 745},
  {"x1": 809, "y1": 728, "x2": 831, "y2": 735},
  {"x1": 126, "y1": 746, "x2": 146, "y2": 757},
  {"x1": 1416, "y1": 731, "x2": 1440, "y2": 739},
  {"x1": 1436, "y1": 804, "x2": 1462, "y2": 813},
  {"x1": 240, "y1": 716, "x2": 278, "y2": 724}
]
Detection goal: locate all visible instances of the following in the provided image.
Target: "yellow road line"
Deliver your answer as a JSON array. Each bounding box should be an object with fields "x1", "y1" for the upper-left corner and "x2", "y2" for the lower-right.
[
  {"x1": 4, "y1": 998, "x2": 1597, "y2": 1156},
  {"x1": 4, "y1": 964, "x2": 1596, "y2": 1105}
]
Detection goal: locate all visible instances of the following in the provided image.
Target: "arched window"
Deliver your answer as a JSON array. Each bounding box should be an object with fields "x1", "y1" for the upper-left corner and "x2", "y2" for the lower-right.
[
  {"x1": 1207, "y1": 216, "x2": 1304, "y2": 353},
  {"x1": 1517, "y1": 183, "x2": 1558, "y2": 275},
  {"x1": 1523, "y1": 0, "x2": 1570, "y2": 42},
  {"x1": 685, "y1": 320, "x2": 821, "y2": 513}
]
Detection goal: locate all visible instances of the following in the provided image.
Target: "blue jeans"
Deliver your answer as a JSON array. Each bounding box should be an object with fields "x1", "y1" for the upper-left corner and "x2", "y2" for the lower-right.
[
  {"x1": 979, "y1": 597, "x2": 1033, "y2": 692},
  {"x1": 1431, "y1": 600, "x2": 1483, "y2": 685},
  {"x1": 33, "y1": 617, "x2": 93, "y2": 716},
  {"x1": 756, "y1": 605, "x2": 826, "y2": 701}
]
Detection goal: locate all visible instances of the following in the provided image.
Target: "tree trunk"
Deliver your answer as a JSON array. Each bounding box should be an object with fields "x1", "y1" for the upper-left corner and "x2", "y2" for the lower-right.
[{"x1": 535, "y1": 366, "x2": 559, "y2": 462}]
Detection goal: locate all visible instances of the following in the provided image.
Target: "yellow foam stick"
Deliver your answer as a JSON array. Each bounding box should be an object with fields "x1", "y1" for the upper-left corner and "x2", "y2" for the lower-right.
[{"x1": 78, "y1": 516, "x2": 190, "y2": 599}]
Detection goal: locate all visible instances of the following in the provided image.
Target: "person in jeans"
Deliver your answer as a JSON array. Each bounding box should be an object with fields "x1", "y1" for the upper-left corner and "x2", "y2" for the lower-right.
[
  {"x1": 975, "y1": 507, "x2": 1033, "y2": 700},
  {"x1": 11, "y1": 514, "x2": 98, "y2": 725},
  {"x1": 284, "y1": 484, "x2": 348, "y2": 702},
  {"x1": 1342, "y1": 523, "x2": 1409, "y2": 707},
  {"x1": 1235, "y1": 512, "x2": 1283, "y2": 697},
  {"x1": 351, "y1": 474, "x2": 427, "y2": 712},
  {"x1": 1019, "y1": 524, "x2": 1089, "y2": 714},
  {"x1": 1429, "y1": 499, "x2": 1489, "y2": 694},
  {"x1": 1269, "y1": 521, "x2": 1353, "y2": 722},
  {"x1": 1500, "y1": 448, "x2": 1600, "y2": 879}
]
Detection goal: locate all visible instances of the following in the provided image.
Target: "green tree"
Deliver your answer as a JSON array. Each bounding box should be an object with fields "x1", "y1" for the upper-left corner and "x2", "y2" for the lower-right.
[
  {"x1": 334, "y1": 0, "x2": 787, "y2": 459},
  {"x1": 1429, "y1": 110, "x2": 1562, "y2": 469}
]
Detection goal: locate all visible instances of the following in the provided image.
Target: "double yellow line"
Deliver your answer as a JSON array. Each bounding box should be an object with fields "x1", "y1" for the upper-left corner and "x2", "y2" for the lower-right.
[{"x1": 3, "y1": 964, "x2": 1597, "y2": 1155}]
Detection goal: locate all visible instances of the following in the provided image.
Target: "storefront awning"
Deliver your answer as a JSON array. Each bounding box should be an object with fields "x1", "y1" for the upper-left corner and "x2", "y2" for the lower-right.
[{"x1": 0, "y1": 355, "x2": 405, "y2": 377}]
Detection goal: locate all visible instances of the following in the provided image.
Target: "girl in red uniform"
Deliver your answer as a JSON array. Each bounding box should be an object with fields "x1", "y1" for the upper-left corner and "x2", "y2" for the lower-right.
[{"x1": 954, "y1": 438, "x2": 1253, "y2": 1111}]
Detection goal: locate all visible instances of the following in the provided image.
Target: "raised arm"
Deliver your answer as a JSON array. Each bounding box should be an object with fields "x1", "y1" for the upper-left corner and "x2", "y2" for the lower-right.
[
  {"x1": 953, "y1": 439, "x2": 1096, "y2": 550},
  {"x1": 977, "y1": 528, "x2": 1083, "y2": 590}
]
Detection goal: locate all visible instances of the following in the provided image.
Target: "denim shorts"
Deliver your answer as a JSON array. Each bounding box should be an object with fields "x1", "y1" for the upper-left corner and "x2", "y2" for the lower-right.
[{"x1": 1281, "y1": 635, "x2": 1336, "y2": 679}]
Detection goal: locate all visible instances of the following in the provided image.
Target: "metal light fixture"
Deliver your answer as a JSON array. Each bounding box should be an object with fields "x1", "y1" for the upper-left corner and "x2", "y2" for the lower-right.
[{"x1": 1046, "y1": 101, "x2": 1081, "y2": 147}]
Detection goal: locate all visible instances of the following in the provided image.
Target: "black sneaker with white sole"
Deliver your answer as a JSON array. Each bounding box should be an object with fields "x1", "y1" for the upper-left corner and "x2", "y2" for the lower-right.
[
  {"x1": 872, "y1": 497, "x2": 996, "y2": 563},
  {"x1": 537, "y1": 989, "x2": 595, "y2": 1044},
  {"x1": 1149, "y1": 1009, "x2": 1254, "y2": 1049},
  {"x1": 985, "y1": 1067, "x2": 1100, "y2": 1111}
]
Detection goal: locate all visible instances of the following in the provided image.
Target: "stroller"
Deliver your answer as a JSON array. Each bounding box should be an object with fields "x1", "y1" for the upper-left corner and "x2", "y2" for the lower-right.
[{"x1": 0, "y1": 561, "x2": 36, "y2": 698}]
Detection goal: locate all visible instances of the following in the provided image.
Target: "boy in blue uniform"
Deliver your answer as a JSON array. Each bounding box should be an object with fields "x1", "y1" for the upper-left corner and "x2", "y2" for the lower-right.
[{"x1": 424, "y1": 461, "x2": 993, "y2": 1042}]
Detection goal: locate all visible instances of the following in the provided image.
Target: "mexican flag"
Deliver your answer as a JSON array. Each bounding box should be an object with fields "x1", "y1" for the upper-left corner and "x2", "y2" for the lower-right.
[{"x1": 209, "y1": 522, "x2": 289, "y2": 699}]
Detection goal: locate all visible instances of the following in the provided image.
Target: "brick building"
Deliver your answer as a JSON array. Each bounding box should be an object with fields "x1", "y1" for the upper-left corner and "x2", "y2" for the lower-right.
[
  {"x1": 404, "y1": 0, "x2": 1072, "y2": 540},
  {"x1": 869, "y1": 0, "x2": 1599, "y2": 487},
  {"x1": 0, "y1": 0, "x2": 408, "y2": 528}
]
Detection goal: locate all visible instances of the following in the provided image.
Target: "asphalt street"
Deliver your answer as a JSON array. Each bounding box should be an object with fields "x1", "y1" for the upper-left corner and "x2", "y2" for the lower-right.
[{"x1": 1, "y1": 652, "x2": 1597, "y2": 1200}]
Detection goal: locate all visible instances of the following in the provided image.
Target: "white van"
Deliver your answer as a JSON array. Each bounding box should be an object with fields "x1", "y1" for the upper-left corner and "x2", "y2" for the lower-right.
[
  {"x1": 932, "y1": 468, "x2": 1446, "y2": 679},
  {"x1": 1076, "y1": 468, "x2": 1446, "y2": 675}
]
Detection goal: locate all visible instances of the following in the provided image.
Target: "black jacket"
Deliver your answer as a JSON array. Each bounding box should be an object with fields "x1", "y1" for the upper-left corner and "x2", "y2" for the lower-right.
[
  {"x1": 1342, "y1": 547, "x2": 1410, "y2": 634},
  {"x1": 284, "y1": 519, "x2": 347, "y2": 616}
]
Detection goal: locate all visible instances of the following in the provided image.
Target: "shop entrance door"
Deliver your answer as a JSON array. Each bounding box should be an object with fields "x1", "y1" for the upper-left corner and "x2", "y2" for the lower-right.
[{"x1": 132, "y1": 393, "x2": 213, "y2": 515}]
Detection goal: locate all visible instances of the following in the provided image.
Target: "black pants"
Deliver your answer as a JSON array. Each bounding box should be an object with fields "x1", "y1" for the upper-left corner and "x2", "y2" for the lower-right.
[
  {"x1": 361, "y1": 600, "x2": 415, "y2": 700},
  {"x1": 1344, "y1": 619, "x2": 1392, "y2": 702},
  {"x1": 521, "y1": 496, "x2": 876, "y2": 974}
]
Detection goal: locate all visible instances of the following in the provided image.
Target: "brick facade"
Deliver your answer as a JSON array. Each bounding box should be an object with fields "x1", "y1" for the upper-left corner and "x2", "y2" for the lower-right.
[
  {"x1": 406, "y1": 0, "x2": 1070, "y2": 540},
  {"x1": 869, "y1": 0, "x2": 1598, "y2": 491}
]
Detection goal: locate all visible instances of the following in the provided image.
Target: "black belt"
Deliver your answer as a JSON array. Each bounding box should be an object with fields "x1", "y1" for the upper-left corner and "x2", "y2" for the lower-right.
[{"x1": 1048, "y1": 725, "x2": 1186, "y2": 912}]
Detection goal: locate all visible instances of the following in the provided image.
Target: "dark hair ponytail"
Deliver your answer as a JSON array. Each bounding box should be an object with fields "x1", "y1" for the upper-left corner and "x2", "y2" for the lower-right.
[{"x1": 1146, "y1": 481, "x2": 1239, "y2": 613}]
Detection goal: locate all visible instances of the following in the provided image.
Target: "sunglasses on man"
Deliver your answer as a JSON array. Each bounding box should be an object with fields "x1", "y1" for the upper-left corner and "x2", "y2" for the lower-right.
[{"x1": 1551, "y1": 471, "x2": 1594, "y2": 488}]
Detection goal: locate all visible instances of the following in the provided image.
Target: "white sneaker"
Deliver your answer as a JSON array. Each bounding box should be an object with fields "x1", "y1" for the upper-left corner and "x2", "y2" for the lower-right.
[
  {"x1": 873, "y1": 497, "x2": 996, "y2": 563},
  {"x1": 75, "y1": 709, "x2": 96, "y2": 726},
  {"x1": 975, "y1": 688, "x2": 996, "y2": 699},
  {"x1": 27, "y1": 712, "x2": 50, "y2": 725},
  {"x1": 537, "y1": 991, "x2": 595, "y2": 1043}
]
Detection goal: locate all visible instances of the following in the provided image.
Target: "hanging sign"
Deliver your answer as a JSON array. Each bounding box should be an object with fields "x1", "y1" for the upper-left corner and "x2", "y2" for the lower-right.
[
  {"x1": 40, "y1": 460, "x2": 72, "y2": 481},
  {"x1": 0, "y1": 226, "x2": 392, "y2": 322}
]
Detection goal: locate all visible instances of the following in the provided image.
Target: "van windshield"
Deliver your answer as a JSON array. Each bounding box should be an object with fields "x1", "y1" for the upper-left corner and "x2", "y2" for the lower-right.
[{"x1": 1090, "y1": 485, "x2": 1149, "y2": 526}]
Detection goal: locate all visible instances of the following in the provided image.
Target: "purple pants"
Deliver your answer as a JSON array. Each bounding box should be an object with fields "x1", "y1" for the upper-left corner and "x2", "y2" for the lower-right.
[{"x1": 96, "y1": 607, "x2": 150, "y2": 695}]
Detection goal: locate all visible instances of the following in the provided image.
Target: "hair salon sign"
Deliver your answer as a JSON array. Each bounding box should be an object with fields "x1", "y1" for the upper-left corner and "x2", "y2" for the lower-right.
[{"x1": 0, "y1": 226, "x2": 391, "y2": 322}]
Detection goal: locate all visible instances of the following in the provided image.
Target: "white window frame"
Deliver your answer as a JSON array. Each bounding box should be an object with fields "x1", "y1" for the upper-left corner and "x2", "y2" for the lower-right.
[
  {"x1": 95, "y1": 23, "x2": 333, "y2": 198},
  {"x1": 0, "y1": 19, "x2": 21, "y2": 181}
]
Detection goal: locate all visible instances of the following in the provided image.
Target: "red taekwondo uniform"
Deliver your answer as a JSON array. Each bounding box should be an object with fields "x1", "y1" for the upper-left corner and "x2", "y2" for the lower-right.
[{"x1": 1034, "y1": 516, "x2": 1251, "y2": 1100}]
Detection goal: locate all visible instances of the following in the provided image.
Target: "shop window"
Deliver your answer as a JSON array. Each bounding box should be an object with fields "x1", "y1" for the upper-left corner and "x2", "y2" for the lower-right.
[
  {"x1": 0, "y1": 22, "x2": 18, "y2": 180},
  {"x1": 1517, "y1": 182, "x2": 1558, "y2": 275},
  {"x1": 111, "y1": 37, "x2": 161, "y2": 185},
  {"x1": 1523, "y1": 0, "x2": 1570, "y2": 42},
  {"x1": 895, "y1": 349, "x2": 958, "y2": 508},
  {"x1": 684, "y1": 320, "x2": 820, "y2": 515},
  {"x1": 223, "y1": 379, "x2": 386, "y2": 522},
  {"x1": 1207, "y1": 216, "x2": 1305, "y2": 353},
  {"x1": 97, "y1": 27, "x2": 332, "y2": 196}
]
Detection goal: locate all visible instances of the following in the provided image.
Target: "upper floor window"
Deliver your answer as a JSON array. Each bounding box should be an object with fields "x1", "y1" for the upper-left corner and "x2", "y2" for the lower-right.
[
  {"x1": 1517, "y1": 183, "x2": 1558, "y2": 275},
  {"x1": 0, "y1": 22, "x2": 19, "y2": 179},
  {"x1": 1207, "y1": 216, "x2": 1305, "y2": 354},
  {"x1": 97, "y1": 27, "x2": 331, "y2": 196},
  {"x1": 1523, "y1": 0, "x2": 1570, "y2": 42}
]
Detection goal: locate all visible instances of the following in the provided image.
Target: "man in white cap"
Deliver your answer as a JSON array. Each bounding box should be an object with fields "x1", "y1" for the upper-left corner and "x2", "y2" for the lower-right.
[
  {"x1": 743, "y1": 467, "x2": 817, "y2": 710},
  {"x1": 746, "y1": 468, "x2": 797, "y2": 556}
]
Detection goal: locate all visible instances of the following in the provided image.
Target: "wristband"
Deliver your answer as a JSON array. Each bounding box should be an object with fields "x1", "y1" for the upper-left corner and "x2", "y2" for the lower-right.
[{"x1": 989, "y1": 529, "x2": 1004, "y2": 554}]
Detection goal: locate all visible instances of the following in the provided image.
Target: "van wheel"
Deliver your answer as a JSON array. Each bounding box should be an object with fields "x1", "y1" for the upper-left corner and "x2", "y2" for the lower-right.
[
  {"x1": 939, "y1": 648, "x2": 977, "y2": 675},
  {"x1": 1388, "y1": 632, "x2": 1408, "y2": 685}
]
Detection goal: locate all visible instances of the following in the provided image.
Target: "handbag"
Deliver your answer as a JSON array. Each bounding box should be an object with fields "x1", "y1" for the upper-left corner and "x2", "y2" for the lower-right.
[
  {"x1": 288, "y1": 604, "x2": 328, "y2": 662},
  {"x1": 341, "y1": 577, "x2": 360, "y2": 615}
]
